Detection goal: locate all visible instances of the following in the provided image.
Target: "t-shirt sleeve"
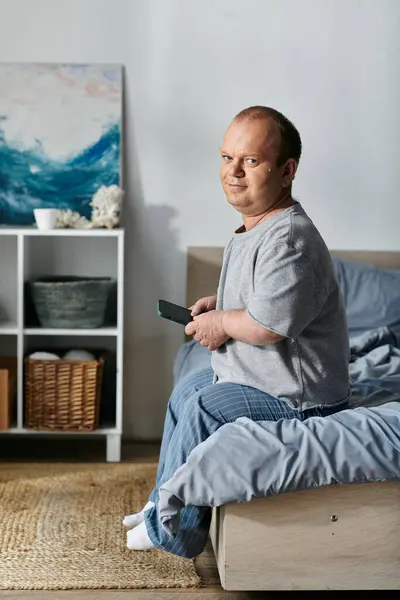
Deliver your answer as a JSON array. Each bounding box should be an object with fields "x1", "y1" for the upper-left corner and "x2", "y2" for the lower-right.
[{"x1": 246, "y1": 243, "x2": 327, "y2": 341}]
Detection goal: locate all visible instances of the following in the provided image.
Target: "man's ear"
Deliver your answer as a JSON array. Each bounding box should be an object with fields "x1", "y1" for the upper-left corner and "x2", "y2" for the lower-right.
[{"x1": 281, "y1": 159, "x2": 298, "y2": 188}]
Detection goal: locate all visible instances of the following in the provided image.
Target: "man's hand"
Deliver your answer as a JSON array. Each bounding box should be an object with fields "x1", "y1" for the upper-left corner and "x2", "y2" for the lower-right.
[
  {"x1": 185, "y1": 310, "x2": 230, "y2": 351},
  {"x1": 189, "y1": 295, "x2": 217, "y2": 317}
]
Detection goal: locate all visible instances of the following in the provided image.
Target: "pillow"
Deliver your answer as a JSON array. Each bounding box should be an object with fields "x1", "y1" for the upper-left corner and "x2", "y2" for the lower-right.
[{"x1": 332, "y1": 257, "x2": 400, "y2": 337}]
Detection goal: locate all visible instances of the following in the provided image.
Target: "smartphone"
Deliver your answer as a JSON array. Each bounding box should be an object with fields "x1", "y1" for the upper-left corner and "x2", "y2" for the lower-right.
[{"x1": 157, "y1": 299, "x2": 193, "y2": 326}]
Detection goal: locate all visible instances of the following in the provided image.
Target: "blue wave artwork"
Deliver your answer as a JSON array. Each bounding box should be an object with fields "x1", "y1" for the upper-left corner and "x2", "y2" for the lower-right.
[
  {"x1": 0, "y1": 63, "x2": 122, "y2": 225},
  {"x1": 0, "y1": 123, "x2": 120, "y2": 224}
]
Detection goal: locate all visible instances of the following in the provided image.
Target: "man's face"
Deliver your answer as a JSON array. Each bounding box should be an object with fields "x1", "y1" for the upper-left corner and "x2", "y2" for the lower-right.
[{"x1": 220, "y1": 118, "x2": 291, "y2": 216}]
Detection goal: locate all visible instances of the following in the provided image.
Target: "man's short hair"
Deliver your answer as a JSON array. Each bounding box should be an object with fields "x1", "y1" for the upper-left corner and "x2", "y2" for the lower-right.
[{"x1": 234, "y1": 106, "x2": 302, "y2": 166}]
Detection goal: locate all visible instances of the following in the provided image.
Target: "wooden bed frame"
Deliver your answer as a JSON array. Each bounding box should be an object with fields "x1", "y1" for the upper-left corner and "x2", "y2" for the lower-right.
[{"x1": 187, "y1": 247, "x2": 400, "y2": 591}]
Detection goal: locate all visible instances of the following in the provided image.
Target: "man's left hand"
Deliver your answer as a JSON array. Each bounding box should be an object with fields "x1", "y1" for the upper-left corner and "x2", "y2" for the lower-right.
[{"x1": 185, "y1": 310, "x2": 229, "y2": 351}]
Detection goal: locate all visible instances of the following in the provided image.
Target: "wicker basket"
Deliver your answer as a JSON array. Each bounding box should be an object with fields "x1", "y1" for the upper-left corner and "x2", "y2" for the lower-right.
[{"x1": 24, "y1": 355, "x2": 104, "y2": 431}]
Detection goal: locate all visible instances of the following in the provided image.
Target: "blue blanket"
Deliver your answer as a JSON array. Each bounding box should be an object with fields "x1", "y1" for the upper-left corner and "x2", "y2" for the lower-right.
[{"x1": 160, "y1": 328, "x2": 400, "y2": 533}]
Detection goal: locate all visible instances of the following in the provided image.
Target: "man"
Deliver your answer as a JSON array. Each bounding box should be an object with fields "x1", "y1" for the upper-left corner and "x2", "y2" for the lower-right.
[{"x1": 123, "y1": 106, "x2": 350, "y2": 557}]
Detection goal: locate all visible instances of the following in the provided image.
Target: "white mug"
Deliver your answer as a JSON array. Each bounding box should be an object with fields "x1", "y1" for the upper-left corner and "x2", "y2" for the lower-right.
[{"x1": 33, "y1": 208, "x2": 59, "y2": 230}]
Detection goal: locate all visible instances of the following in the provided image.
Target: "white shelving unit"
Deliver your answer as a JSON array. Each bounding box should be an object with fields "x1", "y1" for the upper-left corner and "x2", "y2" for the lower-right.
[{"x1": 0, "y1": 226, "x2": 124, "y2": 462}]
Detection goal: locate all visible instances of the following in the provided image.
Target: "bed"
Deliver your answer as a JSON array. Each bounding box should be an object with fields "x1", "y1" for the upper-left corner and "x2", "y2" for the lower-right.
[{"x1": 168, "y1": 247, "x2": 400, "y2": 591}]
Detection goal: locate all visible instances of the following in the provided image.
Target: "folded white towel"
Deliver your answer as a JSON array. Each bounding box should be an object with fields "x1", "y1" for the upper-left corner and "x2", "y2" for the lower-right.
[
  {"x1": 29, "y1": 351, "x2": 60, "y2": 360},
  {"x1": 63, "y1": 349, "x2": 96, "y2": 361}
]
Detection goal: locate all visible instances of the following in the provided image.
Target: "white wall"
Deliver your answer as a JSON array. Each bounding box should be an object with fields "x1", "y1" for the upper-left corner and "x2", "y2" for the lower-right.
[{"x1": 1, "y1": 0, "x2": 399, "y2": 439}]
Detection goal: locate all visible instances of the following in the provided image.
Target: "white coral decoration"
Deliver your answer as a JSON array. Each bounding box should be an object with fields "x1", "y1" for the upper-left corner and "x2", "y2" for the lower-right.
[
  {"x1": 55, "y1": 185, "x2": 124, "y2": 229},
  {"x1": 90, "y1": 184, "x2": 124, "y2": 229},
  {"x1": 55, "y1": 209, "x2": 92, "y2": 229}
]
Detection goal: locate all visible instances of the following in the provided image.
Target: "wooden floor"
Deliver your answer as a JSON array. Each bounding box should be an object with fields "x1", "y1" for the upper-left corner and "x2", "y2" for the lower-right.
[{"x1": 0, "y1": 437, "x2": 271, "y2": 600}]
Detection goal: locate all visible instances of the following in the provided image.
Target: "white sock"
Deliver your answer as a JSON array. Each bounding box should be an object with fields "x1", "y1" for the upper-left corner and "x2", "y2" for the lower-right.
[
  {"x1": 122, "y1": 500, "x2": 155, "y2": 529},
  {"x1": 126, "y1": 521, "x2": 155, "y2": 551}
]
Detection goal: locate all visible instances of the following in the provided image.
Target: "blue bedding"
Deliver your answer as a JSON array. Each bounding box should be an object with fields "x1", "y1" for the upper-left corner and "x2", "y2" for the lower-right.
[{"x1": 160, "y1": 326, "x2": 400, "y2": 534}]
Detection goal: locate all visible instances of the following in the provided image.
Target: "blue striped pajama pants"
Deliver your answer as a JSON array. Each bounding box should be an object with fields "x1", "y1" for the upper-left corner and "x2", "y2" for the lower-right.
[{"x1": 144, "y1": 367, "x2": 345, "y2": 559}]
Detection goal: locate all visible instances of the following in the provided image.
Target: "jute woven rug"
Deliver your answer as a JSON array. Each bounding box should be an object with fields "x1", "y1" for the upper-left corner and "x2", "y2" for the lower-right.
[{"x1": 0, "y1": 463, "x2": 200, "y2": 590}]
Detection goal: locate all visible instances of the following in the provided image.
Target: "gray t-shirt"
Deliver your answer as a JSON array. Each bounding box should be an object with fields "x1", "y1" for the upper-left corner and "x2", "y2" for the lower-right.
[{"x1": 211, "y1": 203, "x2": 350, "y2": 411}]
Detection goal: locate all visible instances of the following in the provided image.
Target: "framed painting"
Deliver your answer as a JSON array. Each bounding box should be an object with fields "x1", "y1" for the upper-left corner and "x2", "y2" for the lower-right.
[{"x1": 0, "y1": 63, "x2": 122, "y2": 225}]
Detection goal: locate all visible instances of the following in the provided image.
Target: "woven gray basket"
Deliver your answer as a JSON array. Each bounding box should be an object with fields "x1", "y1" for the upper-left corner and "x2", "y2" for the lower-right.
[{"x1": 30, "y1": 277, "x2": 115, "y2": 329}]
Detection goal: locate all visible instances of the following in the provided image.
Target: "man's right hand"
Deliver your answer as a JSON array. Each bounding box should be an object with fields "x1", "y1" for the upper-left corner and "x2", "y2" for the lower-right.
[{"x1": 189, "y1": 295, "x2": 217, "y2": 317}]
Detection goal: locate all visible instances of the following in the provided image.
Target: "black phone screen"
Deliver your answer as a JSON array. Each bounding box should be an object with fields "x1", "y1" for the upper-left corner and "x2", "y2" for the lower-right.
[{"x1": 157, "y1": 299, "x2": 193, "y2": 326}]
